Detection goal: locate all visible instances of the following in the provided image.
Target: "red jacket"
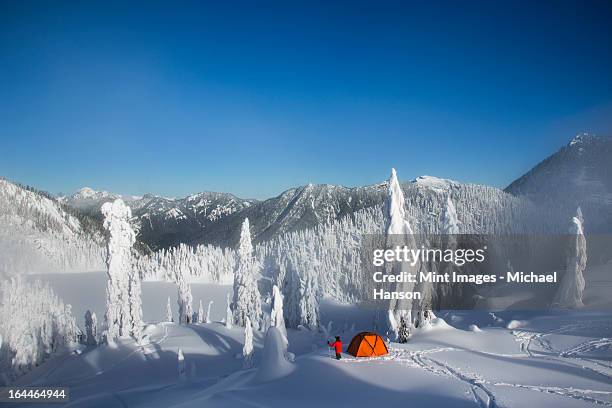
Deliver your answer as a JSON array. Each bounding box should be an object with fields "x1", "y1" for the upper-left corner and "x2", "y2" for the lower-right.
[{"x1": 328, "y1": 340, "x2": 342, "y2": 354}]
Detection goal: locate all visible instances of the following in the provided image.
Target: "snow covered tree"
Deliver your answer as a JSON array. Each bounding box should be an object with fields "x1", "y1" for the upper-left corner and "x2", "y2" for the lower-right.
[
  {"x1": 177, "y1": 278, "x2": 193, "y2": 324},
  {"x1": 134, "y1": 242, "x2": 235, "y2": 283},
  {"x1": 414, "y1": 251, "x2": 436, "y2": 328},
  {"x1": 436, "y1": 195, "x2": 461, "y2": 308},
  {"x1": 255, "y1": 327, "x2": 292, "y2": 382},
  {"x1": 283, "y1": 263, "x2": 301, "y2": 328},
  {"x1": 232, "y1": 218, "x2": 262, "y2": 329},
  {"x1": 165, "y1": 296, "x2": 173, "y2": 322},
  {"x1": 197, "y1": 300, "x2": 204, "y2": 324},
  {"x1": 84, "y1": 310, "x2": 98, "y2": 346},
  {"x1": 270, "y1": 285, "x2": 287, "y2": 340},
  {"x1": 384, "y1": 169, "x2": 418, "y2": 338},
  {"x1": 441, "y1": 195, "x2": 460, "y2": 235},
  {"x1": 177, "y1": 348, "x2": 186, "y2": 380},
  {"x1": 225, "y1": 293, "x2": 233, "y2": 329},
  {"x1": 0, "y1": 278, "x2": 77, "y2": 380},
  {"x1": 553, "y1": 210, "x2": 587, "y2": 308},
  {"x1": 129, "y1": 270, "x2": 143, "y2": 343},
  {"x1": 101, "y1": 199, "x2": 136, "y2": 340},
  {"x1": 243, "y1": 316, "x2": 254, "y2": 369},
  {"x1": 397, "y1": 315, "x2": 410, "y2": 343},
  {"x1": 206, "y1": 301, "x2": 213, "y2": 324},
  {"x1": 298, "y1": 273, "x2": 319, "y2": 329}
]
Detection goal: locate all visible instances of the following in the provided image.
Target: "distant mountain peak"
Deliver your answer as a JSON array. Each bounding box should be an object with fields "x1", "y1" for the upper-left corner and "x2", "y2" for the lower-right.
[
  {"x1": 73, "y1": 186, "x2": 114, "y2": 199},
  {"x1": 506, "y1": 133, "x2": 612, "y2": 232},
  {"x1": 568, "y1": 132, "x2": 599, "y2": 147},
  {"x1": 412, "y1": 175, "x2": 458, "y2": 192}
]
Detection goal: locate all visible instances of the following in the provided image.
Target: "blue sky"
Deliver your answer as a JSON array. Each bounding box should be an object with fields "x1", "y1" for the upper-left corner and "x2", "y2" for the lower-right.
[{"x1": 1, "y1": 1, "x2": 611, "y2": 199}]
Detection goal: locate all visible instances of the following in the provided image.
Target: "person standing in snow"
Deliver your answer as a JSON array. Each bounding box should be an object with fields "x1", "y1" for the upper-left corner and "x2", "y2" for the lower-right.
[{"x1": 328, "y1": 336, "x2": 342, "y2": 360}]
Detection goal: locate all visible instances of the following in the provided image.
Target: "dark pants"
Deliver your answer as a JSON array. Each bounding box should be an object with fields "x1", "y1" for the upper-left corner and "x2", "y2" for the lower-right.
[{"x1": 335, "y1": 353, "x2": 341, "y2": 360}]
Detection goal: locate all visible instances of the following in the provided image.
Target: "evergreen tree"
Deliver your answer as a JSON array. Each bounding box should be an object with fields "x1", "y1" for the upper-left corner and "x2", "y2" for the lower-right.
[
  {"x1": 232, "y1": 218, "x2": 262, "y2": 329},
  {"x1": 177, "y1": 348, "x2": 186, "y2": 380},
  {"x1": 398, "y1": 315, "x2": 410, "y2": 343},
  {"x1": 101, "y1": 199, "x2": 136, "y2": 340},
  {"x1": 553, "y1": 209, "x2": 587, "y2": 308},
  {"x1": 270, "y1": 285, "x2": 287, "y2": 339},
  {"x1": 206, "y1": 301, "x2": 213, "y2": 324},
  {"x1": 197, "y1": 300, "x2": 204, "y2": 324},
  {"x1": 84, "y1": 310, "x2": 98, "y2": 346},
  {"x1": 243, "y1": 316, "x2": 254, "y2": 369},
  {"x1": 225, "y1": 293, "x2": 233, "y2": 329},
  {"x1": 384, "y1": 169, "x2": 417, "y2": 337},
  {"x1": 129, "y1": 270, "x2": 143, "y2": 343},
  {"x1": 177, "y1": 278, "x2": 193, "y2": 324},
  {"x1": 0, "y1": 278, "x2": 77, "y2": 380},
  {"x1": 299, "y1": 272, "x2": 319, "y2": 329},
  {"x1": 165, "y1": 296, "x2": 173, "y2": 322}
]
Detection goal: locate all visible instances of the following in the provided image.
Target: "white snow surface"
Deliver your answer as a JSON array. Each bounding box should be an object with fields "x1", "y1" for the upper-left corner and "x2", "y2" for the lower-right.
[{"x1": 7, "y1": 275, "x2": 612, "y2": 408}]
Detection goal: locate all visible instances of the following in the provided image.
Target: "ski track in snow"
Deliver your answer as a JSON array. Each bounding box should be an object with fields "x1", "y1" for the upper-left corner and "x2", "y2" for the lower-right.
[
  {"x1": 339, "y1": 330, "x2": 612, "y2": 408},
  {"x1": 512, "y1": 321, "x2": 612, "y2": 384},
  {"x1": 338, "y1": 320, "x2": 612, "y2": 407},
  {"x1": 41, "y1": 324, "x2": 170, "y2": 389}
]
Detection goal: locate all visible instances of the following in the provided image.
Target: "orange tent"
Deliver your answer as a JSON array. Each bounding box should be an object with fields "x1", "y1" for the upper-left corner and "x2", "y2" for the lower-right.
[{"x1": 347, "y1": 332, "x2": 389, "y2": 357}]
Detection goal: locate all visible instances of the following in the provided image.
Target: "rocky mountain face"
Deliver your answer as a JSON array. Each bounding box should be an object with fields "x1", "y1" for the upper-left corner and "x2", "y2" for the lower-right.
[
  {"x1": 132, "y1": 192, "x2": 255, "y2": 250},
  {"x1": 505, "y1": 134, "x2": 612, "y2": 232}
]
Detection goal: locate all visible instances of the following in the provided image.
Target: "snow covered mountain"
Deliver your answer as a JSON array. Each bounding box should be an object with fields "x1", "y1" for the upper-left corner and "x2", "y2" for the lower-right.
[
  {"x1": 0, "y1": 179, "x2": 105, "y2": 276},
  {"x1": 61, "y1": 188, "x2": 255, "y2": 250},
  {"x1": 62, "y1": 176, "x2": 538, "y2": 251},
  {"x1": 133, "y1": 192, "x2": 255, "y2": 250},
  {"x1": 195, "y1": 183, "x2": 389, "y2": 247},
  {"x1": 56, "y1": 133, "x2": 612, "y2": 252},
  {"x1": 506, "y1": 133, "x2": 612, "y2": 232},
  {"x1": 59, "y1": 187, "x2": 143, "y2": 213}
]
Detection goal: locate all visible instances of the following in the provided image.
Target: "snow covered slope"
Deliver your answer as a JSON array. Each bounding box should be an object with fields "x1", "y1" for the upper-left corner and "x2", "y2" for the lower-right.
[
  {"x1": 506, "y1": 134, "x2": 612, "y2": 232},
  {"x1": 10, "y1": 285, "x2": 612, "y2": 408},
  {"x1": 0, "y1": 178, "x2": 105, "y2": 276}
]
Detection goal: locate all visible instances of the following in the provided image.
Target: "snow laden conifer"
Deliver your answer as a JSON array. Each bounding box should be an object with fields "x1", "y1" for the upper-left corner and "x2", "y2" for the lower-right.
[
  {"x1": 397, "y1": 315, "x2": 410, "y2": 343},
  {"x1": 84, "y1": 310, "x2": 98, "y2": 346},
  {"x1": 129, "y1": 270, "x2": 143, "y2": 343},
  {"x1": 255, "y1": 327, "x2": 292, "y2": 382},
  {"x1": 177, "y1": 277, "x2": 193, "y2": 324},
  {"x1": 225, "y1": 293, "x2": 233, "y2": 329},
  {"x1": 441, "y1": 195, "x2": 460, "y2": 235},
  {"x1": 206, "y1": 301, "x2": 213, "y2": 324},
  {"x1": 437, "y1": 195, "x2": 460, "y2": 308},
  {"x1": 414, "y1": 249, "x2": 436, "y2": 328},
  {"x1": 384, "y1": 169, "x2": 418, "y2": 339},
  {"x1": 0, "y1": 278, "x2": 77, "y2": 380},
  {"x1": 165, "y1": 296, "x2": 173, "y2": 322},
  {"x1": 177, "y1": 348, "x2": 186, "y2": 380},
  {"x1": 270, "y1": 285, "x2": 287, "y2": 340},
  {"x1": 232, "y1": 218, "x2": 262, "y2": 330},
  {"x1": 101, "y1": 199, "x2": 137, "y2": 340},
  {"x1": 243, "y1": 316, "x2": 254, "y2": 369},
  {"x1": 197, "y1": 300, "x2": 204, "y2": 324},
  {"x1": 553, "y1": 209, "x2": 587, "y2": 308},
  {"x1": 298, "y1": 272, "x2": 319, "y2": 329}
]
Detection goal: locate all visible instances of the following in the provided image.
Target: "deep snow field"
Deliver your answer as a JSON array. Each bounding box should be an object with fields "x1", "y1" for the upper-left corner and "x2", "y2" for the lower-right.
[{"x1": 12, "y1": 272, "x2": 612, "y2": 408}]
